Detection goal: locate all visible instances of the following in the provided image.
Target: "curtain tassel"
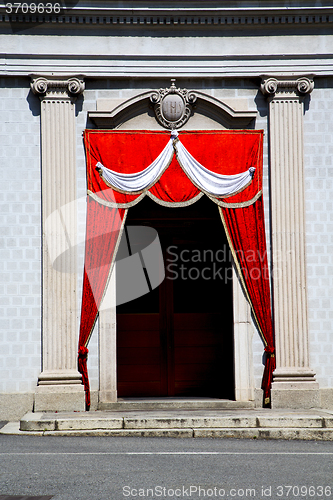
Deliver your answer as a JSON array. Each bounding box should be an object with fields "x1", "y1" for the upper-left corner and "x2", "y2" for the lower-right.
[
  {"x1": 261, "y1": 345, "x2": 276, "y2": 407},
  {"x1": 78, "y1": 345, "x2": 90, "y2": 411}
]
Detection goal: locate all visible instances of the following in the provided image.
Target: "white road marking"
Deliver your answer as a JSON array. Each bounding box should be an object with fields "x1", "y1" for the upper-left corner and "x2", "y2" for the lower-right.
[{"x1": 1, "y1": 452, "x2": 333, "y2": 456}]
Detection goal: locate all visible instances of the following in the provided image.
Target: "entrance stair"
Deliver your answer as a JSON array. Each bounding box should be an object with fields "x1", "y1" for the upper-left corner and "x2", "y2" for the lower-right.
[{"x1": 2, "y1": 399, "x2": 333, "y2": 440}]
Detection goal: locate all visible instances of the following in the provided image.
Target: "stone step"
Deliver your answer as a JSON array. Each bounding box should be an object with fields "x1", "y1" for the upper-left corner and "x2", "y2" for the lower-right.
[
  {"x1": 99, "y1": 398, "x2": 255, "y2": 411},
  {"x1": 20, "y1": 410, "x2": 333, "y2": 434},
  {"x1": 5, "y1": 421, "x2": 333, "y2": 441}
]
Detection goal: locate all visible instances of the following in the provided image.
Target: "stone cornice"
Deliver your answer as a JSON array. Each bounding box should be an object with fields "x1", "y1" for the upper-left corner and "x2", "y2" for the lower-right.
[
  {"x1": 0, "y1": 56, "x2": 330, "y2": 79},
  {"x1": 260, "y1": 76, "x2": 314, "y2": 98},
  {"x1": 1, "y1": 5, "x2": 333, "y2": 28},
  {"x1": 30, "y1": 75, "x2": 85, "y2": 99}
]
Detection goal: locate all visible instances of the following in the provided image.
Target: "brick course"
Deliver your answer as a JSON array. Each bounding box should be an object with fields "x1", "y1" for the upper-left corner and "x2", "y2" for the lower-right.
[
  {"x1": 0, "y1": 78, "x2": 41, "y2": 394},
  {"x1": 304, "y1": 80, "x2": 333, "y2": 389}
]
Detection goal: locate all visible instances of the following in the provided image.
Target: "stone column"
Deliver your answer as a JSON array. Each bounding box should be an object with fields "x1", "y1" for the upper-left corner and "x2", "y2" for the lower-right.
[
  {"x1": 261, "y1": 76, "x2": 319, "y2": 408},
  {"x1": 31, "y1": 76, "x2": 86, "y2": 411}
]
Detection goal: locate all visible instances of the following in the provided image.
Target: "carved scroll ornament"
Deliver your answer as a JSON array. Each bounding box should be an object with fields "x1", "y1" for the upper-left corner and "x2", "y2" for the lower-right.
[
  {"x1": 150, "y1": 79, "x2": 197, "y2": 129},
  {"x1": 260, "y1": 77, "x2": 314, "y2": 96}
]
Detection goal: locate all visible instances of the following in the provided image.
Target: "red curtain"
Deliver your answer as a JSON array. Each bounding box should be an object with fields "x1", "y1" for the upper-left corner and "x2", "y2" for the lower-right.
[
  {"x1": 220, "y1": 198, "x2": 275, "y2": 406},
  {"x1": 79, "y1": 130, "x2": 274, "y2": 408},
  {"x1": 84, "y1": 130, "x2": 262, "y2": 206},
  {"x1": 78, "y1": 196, "x2": 126, "y2": 409}
]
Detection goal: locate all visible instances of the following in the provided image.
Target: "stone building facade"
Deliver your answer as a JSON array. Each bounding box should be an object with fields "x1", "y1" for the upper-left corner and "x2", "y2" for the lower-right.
[{"x1": 0, "y1": 1, "x2": 333, "y2": 420}]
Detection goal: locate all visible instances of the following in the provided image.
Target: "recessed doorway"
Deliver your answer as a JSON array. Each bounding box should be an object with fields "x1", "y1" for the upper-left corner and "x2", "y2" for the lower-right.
[{"x1": 116, "y1": 195, "x2": 234, "y2": 399}]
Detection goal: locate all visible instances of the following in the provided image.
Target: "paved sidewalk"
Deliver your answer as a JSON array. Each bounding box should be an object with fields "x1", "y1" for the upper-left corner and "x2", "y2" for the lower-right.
[{"x1": 2, "y1": 408, "x2": 333, "y2": 440}]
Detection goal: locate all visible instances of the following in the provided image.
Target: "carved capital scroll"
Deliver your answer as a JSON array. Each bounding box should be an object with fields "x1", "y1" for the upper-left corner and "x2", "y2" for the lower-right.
[
  {"x1": 260, "y1": 76, "x2": 314, "y2": 97},
  {"x1": 30, "y1": 76, "x2": 85, "y2": 100}
]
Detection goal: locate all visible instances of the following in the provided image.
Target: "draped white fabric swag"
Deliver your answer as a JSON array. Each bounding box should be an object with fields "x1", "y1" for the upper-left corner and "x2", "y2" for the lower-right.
[{"x1": 96, "y1": 130, "x2": 255, "y2": 197}]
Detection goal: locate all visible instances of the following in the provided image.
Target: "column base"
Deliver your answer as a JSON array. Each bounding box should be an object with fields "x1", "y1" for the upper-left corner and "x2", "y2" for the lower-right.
[
  {"x1": 99, "y1": 390, "x2": 117, "y2": 406},
  {"x1": 35, "y1": 370, "x2": 85, "y2": 412},
  {"x1": 35, "y1": 384, "x2": 85, "y2": 412},
  {"x1": 271, "y1": 369, "x2": 320, "y2": 408},
  {"x1": 37, "y1": 369, "x2": 83, "y2": 385}
]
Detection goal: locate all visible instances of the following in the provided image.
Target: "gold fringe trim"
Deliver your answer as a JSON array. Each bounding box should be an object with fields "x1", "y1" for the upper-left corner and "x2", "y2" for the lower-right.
[
  {"x1": 147, "y1": 191, "x2": 204, "y2": 207},
  {"x1": 88, "y1": 190, "x2": 146, "y2": 208},
  {"x1": 88, "y1": 190, "x2": 204, "y2": 209},
  {"x1": 208, "y1": 190, "x2": 262, "y2": 208}
]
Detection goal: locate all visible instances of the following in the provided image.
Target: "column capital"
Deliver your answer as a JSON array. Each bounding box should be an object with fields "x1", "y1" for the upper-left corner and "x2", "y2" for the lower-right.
[
  {"x1": 260, "y1": 76, "x2": 314, "y2": 98},
  {"x1": 30, "y1": 75, "x2": 85, "y2": 100}
]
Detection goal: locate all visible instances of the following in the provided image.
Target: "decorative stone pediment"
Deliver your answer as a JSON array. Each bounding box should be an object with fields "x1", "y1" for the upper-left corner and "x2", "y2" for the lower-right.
[{"x1": 88, "y1": 84, "x2": 257, "y2": 130}]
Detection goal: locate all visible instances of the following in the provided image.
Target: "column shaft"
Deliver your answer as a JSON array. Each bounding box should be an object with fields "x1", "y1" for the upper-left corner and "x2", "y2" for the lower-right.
[
  {"x1": 261, "y1": 77, "x2": 319, "y2": 408},
  {"x1": 31, "y1": 76, "x2": 85, "y2": 411}
]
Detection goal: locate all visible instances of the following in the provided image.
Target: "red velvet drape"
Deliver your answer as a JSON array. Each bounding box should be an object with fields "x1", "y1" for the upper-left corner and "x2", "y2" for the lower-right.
[
  {"x1": 79, "y1": 130, "x2": 274, "y2": 408},
  {"x1": 220, "y1": 198, "x2": 275, "y2": 406},
  {"x1": 78, "y1": 196, "x2": 126, "y2": 409}
]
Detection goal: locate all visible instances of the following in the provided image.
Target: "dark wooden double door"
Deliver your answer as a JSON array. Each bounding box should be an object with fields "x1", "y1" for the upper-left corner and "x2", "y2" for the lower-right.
[{"x1": 116, "y1": 196, "x2": 234, "y2": 399}]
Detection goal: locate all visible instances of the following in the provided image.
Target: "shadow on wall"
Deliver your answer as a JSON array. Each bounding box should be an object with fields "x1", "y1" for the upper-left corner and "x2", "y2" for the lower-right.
[
  {"x1": 26, "y1": 89, "x2": 41, "y2": 117},
  {"x1": 26, "y1": 87, "x2": 84, "y2": 118},
  {"x1": 254, "y1": 88, "x2": 268, "y2": 119}
]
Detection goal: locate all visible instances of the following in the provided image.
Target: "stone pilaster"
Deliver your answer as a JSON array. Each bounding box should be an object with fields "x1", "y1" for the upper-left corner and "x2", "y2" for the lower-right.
[
  {"x1": 98, "y1": 270, "x2": 118, "y2": 406},
  {"x1": 261, "y1": 76, "x2": 320, "y2": 408},
  {"x1": 233, "y1": 268, "x2": 255, "y2": 402},
  {"x1": 31, "y1": 76, "x2": 85, "y2": 411}
]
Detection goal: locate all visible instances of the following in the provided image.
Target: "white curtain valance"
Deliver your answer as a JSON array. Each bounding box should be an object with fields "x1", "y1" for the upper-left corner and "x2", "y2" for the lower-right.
[
  {"x1": 174, "y1": 139, "x2": 255, "y2": 197},
  {"x1": 96, "y1": 138, "x2": 174, "y2": 193},
  {"x1": 96, "y1": 131, "x2": 255, "y2": 198}
]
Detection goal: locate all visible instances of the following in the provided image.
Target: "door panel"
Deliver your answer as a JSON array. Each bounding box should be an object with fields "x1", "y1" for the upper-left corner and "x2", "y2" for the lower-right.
[
  {"x1": 116, "y1": 196, "x2": 234, "y2": 399},
  {"x1": 117, "y1": 313, "x2": 165, "y2": 396},
  {"x1": 119, "y1": 381, "x2": 162, "y2": 397},
  {"x1": 173, "y1": 312, "x2": 224, "y2": 397}
]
